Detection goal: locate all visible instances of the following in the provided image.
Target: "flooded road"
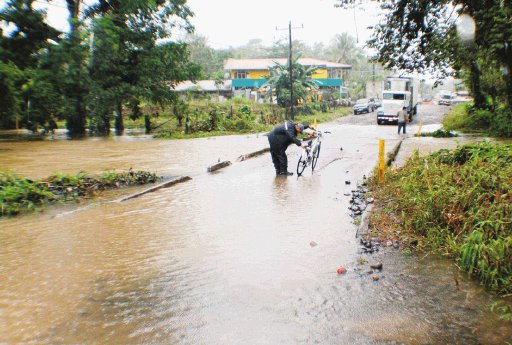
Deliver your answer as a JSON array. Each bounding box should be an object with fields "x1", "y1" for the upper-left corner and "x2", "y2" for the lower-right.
[{"x1": 1, "y1": 108, "x2": 511, "y2": 344}]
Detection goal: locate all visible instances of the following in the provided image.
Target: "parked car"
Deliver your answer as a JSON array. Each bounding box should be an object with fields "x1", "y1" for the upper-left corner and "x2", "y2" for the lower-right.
[
  {"x1": 336, "y1": 98, "x2": 353, "y2": 106},
  {"x1": 371, "y1": 98, "x2": 382, "y2": 108},
  {"x1": 438, "y1": 92, "x2": 455, "y2": 106},
  {"x1": 353, "y1": 98, "x2": 374, "y2": 114}
]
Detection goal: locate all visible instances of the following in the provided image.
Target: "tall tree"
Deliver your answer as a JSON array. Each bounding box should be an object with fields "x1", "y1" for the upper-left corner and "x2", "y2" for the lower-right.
[
  {"x1": 325, "y1": 33, "x2": 364, "y2": 65},
  {"x1": 87, "y1": 0, "x2": 198, "y2": 134},
  {"x1": 62, "y1": 0, "x2": 89, "y2": 136},
  {"x1": 367, "y1": 0, "x2": 512, "y2": 108},
  {"x1": 0, "y1": 0, "x2": 60, "y2": 69},
  {"x1": 0, "y1": 61, "x2": 23, "y2": 129},
  {"x1": 0, "y1": 0, "x2": 62, "y2": 130},
  {"x1": 186, "y1": 34, "x2": 221, "y2": 78}
]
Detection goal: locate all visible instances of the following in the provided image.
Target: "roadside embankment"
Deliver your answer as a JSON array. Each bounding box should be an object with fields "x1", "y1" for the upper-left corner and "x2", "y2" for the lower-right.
[{"x1": 365, "y1": 140, "x2": 512, "y2": 296}]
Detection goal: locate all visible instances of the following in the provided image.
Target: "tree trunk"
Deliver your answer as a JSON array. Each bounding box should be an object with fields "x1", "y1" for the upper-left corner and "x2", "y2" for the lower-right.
[
  {"x1": 470, "y1": 59, "x2": 487, "y2": 109},
  {"x1": 64, "y1": 0, "x2": 87, "y2": 137},
  {"x1": 99, "y1": 114, "x2": 110, "y2": 135},
  {"x1": 115, "y1": 102, "x2": 124, "y2": 135},
  {"x1": 505, "y1": 63, "x2": 512, "y2": 108}
]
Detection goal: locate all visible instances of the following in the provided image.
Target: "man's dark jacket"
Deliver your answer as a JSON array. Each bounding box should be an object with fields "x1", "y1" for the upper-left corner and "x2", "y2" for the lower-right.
[{"x1": 267, "y1": 121, "x2": 302, "y2": 149}]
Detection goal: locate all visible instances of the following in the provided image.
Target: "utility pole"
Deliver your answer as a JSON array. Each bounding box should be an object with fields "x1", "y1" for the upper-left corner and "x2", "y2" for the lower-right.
[{"x1": 276, "y1": 22, "x2": 303, "y2": 119}]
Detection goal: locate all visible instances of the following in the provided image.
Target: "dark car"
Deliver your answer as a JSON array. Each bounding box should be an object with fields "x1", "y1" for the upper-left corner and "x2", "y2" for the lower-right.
[
  {"x1": 371, "y1": 98, "x2": 382, "y2": 108},
  {"x1": 353, "y1": 98, "x2": 374, "y2": 115}
]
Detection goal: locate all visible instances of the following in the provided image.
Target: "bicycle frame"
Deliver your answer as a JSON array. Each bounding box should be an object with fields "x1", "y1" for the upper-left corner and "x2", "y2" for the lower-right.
[{"x1": 297, "y1": 131, "x2": 323, "y2": 176}]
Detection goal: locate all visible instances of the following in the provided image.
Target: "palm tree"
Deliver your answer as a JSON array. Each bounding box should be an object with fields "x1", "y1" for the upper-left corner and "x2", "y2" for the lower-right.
[
  {"x1": 326, "y1": 33, "x2": 365, "y2": 65},
  {"x1": 263, "y1": 56, "x2": 318, "y2": 112}
]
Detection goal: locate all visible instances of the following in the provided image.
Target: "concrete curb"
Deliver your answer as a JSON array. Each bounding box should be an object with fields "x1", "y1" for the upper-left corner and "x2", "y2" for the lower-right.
[
  {"x1": 236, "y1": 147, "x2": 270, "y2": 162},
  {"x1": 206, "y1": 147, "x2": 270, "y2": 173},
  {"x1": 207, "y1": 161, "x2": 232, "y2": 172},
  {"x1": 117, "y1": 176, "x2": 192, "y2": 202},
  {"x1": 356, "y1": 138, "x2": 404, "y2": 238},
  {"x1": 386, "y1": 138, "x2": 403, "y2": 167}
]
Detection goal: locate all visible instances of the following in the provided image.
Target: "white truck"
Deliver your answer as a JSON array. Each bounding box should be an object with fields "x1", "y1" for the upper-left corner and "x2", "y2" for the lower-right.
[{"x1": 376, "y1": 76, "x2": 419, "y2": 125}]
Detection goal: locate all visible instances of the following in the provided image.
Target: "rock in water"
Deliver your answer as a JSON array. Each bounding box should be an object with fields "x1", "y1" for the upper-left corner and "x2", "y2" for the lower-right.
[{"x1": 370, "y1": 262, "x2": 383, "y2": 270}]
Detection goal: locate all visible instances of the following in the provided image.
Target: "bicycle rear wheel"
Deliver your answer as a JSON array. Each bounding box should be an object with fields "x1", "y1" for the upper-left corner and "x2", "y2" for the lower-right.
[
  {"x1": 297, "y1": 154, "x2": 308, "y2": 176},
  {"x1": 311, "y1": 142, "x2": 321, "y2": 171}
]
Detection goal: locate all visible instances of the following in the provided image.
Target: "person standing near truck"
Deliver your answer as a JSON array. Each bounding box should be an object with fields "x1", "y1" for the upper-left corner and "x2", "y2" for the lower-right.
[{"x1": 397, "y1": 106, "x2": 409, "y2": 135}]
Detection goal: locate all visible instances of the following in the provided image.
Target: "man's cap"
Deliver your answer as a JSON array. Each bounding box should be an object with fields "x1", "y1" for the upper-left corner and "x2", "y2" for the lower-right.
[{"x1": 297, "y1": 123, "x2": 310, "y2": 131}]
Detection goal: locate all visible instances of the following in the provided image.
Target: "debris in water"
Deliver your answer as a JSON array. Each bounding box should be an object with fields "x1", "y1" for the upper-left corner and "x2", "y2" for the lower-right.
[
  {"x1": 310, "y1": 241, "x2": 318, "y2": 247},
  {"x1": 337, "y1": 267, "x2": 347, "y2": 275},
  {"x1": 370, "y1": 262, "x2": 383, "y2": 270}
]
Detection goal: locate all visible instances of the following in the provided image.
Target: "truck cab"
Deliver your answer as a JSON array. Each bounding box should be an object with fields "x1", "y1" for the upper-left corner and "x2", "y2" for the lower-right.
[
  {"x1": 377, "y1": 91, "x2": 410, "y2": 124},
  {"x1": 377, "y1": 76, "x2": 418, "y2": 125}
]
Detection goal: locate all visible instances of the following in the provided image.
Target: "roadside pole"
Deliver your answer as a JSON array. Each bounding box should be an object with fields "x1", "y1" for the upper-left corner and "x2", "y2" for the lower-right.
[{"x1": 378, "y1": 139, "x2": 385, "y2": 183}]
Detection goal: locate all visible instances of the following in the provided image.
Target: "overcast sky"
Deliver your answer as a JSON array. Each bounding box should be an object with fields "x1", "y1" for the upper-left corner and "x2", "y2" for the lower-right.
[
  {"x1": 186, "y1": 0, "x2": 382, "y2": 48},
  {"x1": 0, "y1": 0, "x2": 382, "y2": 49}
]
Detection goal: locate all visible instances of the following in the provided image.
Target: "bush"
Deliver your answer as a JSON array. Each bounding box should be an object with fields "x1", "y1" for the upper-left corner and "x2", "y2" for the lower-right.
[
  {"x1": 418, "y1": 128, "x2": 458, "y2": 137},
  {"x1": 0, "y1": 172, "x2": 55, "y2": 215},
  {"x1": 443, "y1": 103, "x2": 512, "y2": 137},
  {"x1": 490, "y1": 107, "x2": 512, "y2": 137},
  {"x1": 370, "y1": 142, "x2": 512, "y2": 294}
]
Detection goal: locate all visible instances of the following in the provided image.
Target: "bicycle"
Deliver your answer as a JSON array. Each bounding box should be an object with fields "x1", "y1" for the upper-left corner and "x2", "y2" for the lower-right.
[{"x1": 296, "y1": 130, "x2": 325, "y2": 176}]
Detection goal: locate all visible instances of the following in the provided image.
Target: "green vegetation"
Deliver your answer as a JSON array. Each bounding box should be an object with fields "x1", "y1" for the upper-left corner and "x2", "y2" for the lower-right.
[
  {"x1": 491, "y1": 301, "x2": 512, "y2": 321},
  {"x1": 151, "y1": 99, "x2": 351, "y2": 139},
  {"x1": 370, "y1": 142, "x2": 512, "y2": 295},
  {"x1": 263, "y1": 56, "x2": 319, "y2": 109},
  {"x1": 443, "y1": 104, "x2": 512, "y2": 137},
  {"x1": 416, "y1": 128, "x2": 459, "y2": 138},
  {"x1": 0, "y1": 0, "x2": 198, "y2": 136},
  {"x1": 0, "y1": 170, "x2": 158, "y2": 217},
  {"x1": 0, "y1": 1, "x2": 371, "y2": 137}
]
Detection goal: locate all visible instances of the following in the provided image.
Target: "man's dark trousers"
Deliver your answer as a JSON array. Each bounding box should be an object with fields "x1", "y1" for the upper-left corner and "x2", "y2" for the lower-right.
[
  {"x1": 268, "y1": 137, "x2": 288, "y2": 174},
  {"x1": 398, "y1": 121, "x2": 406, "y2": 134}
]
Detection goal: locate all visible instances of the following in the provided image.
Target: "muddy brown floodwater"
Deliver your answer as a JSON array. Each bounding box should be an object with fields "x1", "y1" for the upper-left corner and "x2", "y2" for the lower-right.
[{"x1": 1, "y1": 114, "x2": 511, "y2": 344}]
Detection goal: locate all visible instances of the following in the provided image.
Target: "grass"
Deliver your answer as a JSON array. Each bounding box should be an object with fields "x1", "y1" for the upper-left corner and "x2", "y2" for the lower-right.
[
  {"x1": 0, "y1": 170, "x2": 158, "y2": 217},
  {"x1": 443, "y1": 103, "x2": 512, "y2": 137},
  {"x1": 368, "y1": 141, "x2": 512, "y2": 295}
]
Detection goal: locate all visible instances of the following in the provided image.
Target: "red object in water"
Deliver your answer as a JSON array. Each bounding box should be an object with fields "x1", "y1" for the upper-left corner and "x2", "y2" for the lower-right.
[{"x1": 336, "y1": 267, "x2": 347, "y2": 275}]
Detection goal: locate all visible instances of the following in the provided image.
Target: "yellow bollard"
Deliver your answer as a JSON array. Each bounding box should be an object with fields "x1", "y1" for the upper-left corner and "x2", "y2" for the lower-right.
[
  {"x1": 378, "y1": 139, "x2": 385, "y2": 183},
  {"x1": 416, "y1": 120, "x2": 423, "y2": 137},
  {"x1": 313, "y1": 116, "x2": 317, "y2": 129}
]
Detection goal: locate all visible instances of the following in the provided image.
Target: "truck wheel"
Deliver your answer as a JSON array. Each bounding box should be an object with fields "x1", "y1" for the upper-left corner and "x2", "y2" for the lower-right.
[{"x1": 377, "y1": 120, "x2": 382, "y2": 125}]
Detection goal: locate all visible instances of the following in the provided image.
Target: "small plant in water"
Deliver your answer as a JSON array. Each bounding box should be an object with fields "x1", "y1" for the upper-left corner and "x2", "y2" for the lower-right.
[
  {"x1": 0, "y1": 170, "x2": 158, "y2": 217},
  {"x1": 490, "y1": 301, "x2": 512, "y2": 321}
]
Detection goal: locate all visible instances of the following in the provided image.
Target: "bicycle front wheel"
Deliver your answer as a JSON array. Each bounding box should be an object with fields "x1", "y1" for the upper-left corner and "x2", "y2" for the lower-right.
[
  {"x1": 297, "y1": 154, "x2": 308, "y2": 176},
  {"x1": 311, "y1": 142, "x2": 321, "y2": 171}
]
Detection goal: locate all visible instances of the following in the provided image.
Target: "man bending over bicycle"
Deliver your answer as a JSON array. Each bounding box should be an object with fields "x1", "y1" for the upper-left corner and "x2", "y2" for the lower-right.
[{"x1": 267, "y1": 121, "x2": 313, "y2": 176}]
